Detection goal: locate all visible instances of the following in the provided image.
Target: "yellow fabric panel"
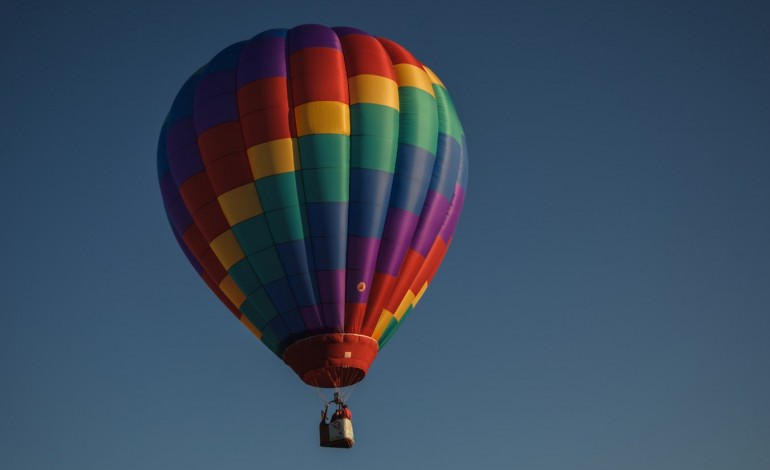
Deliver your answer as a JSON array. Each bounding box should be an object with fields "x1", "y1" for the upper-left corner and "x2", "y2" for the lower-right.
[
  {"x1": 218, "y1": 183, "x2": 263, "y2": 225},
  {"x1": 348, "y1": 74, "x2": 399, "y2": 110},
  {"x1": 411, "y1": 282, "x2": 429, "y2": 308},
  {"x1": 247, "y1": 138, "x2": 300, "y2": 180},
  {"x1": 371, "y1": 310, "x2": 395, "y2": 341},
  {"x1": 210, "y1": 230, "x2": 245, "y2": 271},
  {"x1": 240, "y1": 314, "x2": 263, "y2": 339},
  {"x1": 219, "y1": 274, "x2": 247, "y2": 307},
  {"x1": 422, "y1": 65, "x2": 446, "y2": 90},
  {"x1": 393, "y1": 64, "x2": 435, "y2": 97},
  {"x1": 294, "y1": 101, "x2": 350, "y2": 137},
  {"x1": 394, "y1": 290, "x2": 416, "y2": 321}
]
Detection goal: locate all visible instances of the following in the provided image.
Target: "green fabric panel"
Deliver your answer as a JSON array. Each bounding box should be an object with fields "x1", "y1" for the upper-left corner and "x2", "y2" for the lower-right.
[
  {"x1": 260, "y1": 329, "x2": 281, "y2": 356},
  {"x1": 350, "y1": 135, "x2": 398, "y2": 172},
  {"x1": 297, "y1": 134, "x2": 348, "y2": 169},
  {"x1": 433, "y1": 86, "x2": 464, "y2": 145},
  {"x1": 397, "y1": 87, "x2": 438, "y2": 154},
  {"x1": 247, "y1": 288, "x2": 279, "y2": 321},
  {"x1": 256, "y1": 172, "x2": 302, "y2": 211},
  {"x1": 265, "y1": 206, "x2": 307, "y2": 243},
  {"x1": 350, "y1": 104, "x2": 399, "y2": 172},
  {"x1": 303, "y1": 167, "x2": 349, "y2": 203},
  {"x1": 351, "y1": 103, "x2": 399, "y2": 138},
  {"x1": 377, "y1": 316, "x2": 401, "y2": 349},
  {"x1": 247, "y1": 246, "x2": 285, "y2": 284},
  {"x1": 232, "y1": 215, "x2": 273, "y2": 255},
  {"x1": 228, "y1": 258, "x2": 262, "y2": 296},
  {"x1": 238, "y1": 299, "x2": 269, "y2": 330}
]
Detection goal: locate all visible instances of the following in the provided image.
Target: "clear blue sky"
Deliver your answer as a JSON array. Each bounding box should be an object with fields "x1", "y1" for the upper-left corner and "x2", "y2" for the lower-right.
[{"x1": 2, "y1": 0, "x2": 769, "y2": 469}]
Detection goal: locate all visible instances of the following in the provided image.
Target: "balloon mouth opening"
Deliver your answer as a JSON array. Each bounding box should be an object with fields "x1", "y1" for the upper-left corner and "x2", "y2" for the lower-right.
[{"x1": 282, "y1": 333, "x2": 379, "y2": 388}]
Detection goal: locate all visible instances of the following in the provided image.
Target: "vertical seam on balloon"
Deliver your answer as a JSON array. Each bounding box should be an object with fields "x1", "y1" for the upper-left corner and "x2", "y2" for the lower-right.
[
  {"x1": 236, "y1": 38, "x2": 299, "y2": 350},
  {"x1": 193, "y1": 43, "x2": 292, "y2": 353},
  {"x1": 335, "y1": 31, "x2": 399, "y2": 335},
  {"x1": 379, "y1": 76, "x2": 457, "y2": 334},
  {"x1": 285, "y1": 27, "x2": 326, "y2": 333},
  {"x1": 163, "y1": 69, "x2": 249, "y2": 323},
  {"x1": 378, "y1": 83, "x2": 466, "y2": 347},
  {"x1": 360, "y1": 39, "x2": 439, "y2": 336},
  {"x1": 233, "y1": 32, "x2": 311, "y2": 345},
  {"x1": 228, "y1": 39, "x2": 288, "y2": 340},
  {"x1": 335, "y1": 27, "x2": 355, "y2": 335}
]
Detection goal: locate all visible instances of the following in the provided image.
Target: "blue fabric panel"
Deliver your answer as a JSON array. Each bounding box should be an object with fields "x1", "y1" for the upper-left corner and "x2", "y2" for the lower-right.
[
  {"x1": 310, "y1": 236, "x2": 346, "y2": 270},
  {"x1": 203, "y1": 42, "x2": 247, "y2": 73},
  {"x1": 347, "y1": 202, "x2": 388, "y2": 238},
  {"x1": 264, "y1": 278, "x2": 298, "y2": 314},
  {"x1": 276, "y1": 239, "x2": 311, "y2": 275},
  {"x1": 389, "y1": 143, "x2": 436, "y2": 214},
  {"x1": 459, "y1": 136, "x2": 469, "y2": 190},
  {"x1": 280, "y1": 309, "x2": 307, "y2": 334},
  {"x1": 349, "y1": 168, "x2": 393, "y2": 204},
  {"x1": 430, "y1": 133, "x2": 462, "y2": 201},
  {"x1": 306, "y1": 202, "x2": 347, "y2": 237},
  {"x1": 288, "y1": 273, "x2": 320, "y2": 307},
  {"x1": 165, "y1": 72, "x2": 200, "y2": 126}
]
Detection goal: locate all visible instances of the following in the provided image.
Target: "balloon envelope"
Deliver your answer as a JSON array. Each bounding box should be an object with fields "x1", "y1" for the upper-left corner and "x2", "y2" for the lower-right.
[{"x1": 157, "y1": 24, "x2": 468, "y2": 388}]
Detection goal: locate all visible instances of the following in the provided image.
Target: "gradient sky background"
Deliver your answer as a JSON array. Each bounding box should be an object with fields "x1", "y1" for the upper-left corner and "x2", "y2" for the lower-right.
[{"x1": 2, "y1": 1, "x2": 769, "y2": 469}]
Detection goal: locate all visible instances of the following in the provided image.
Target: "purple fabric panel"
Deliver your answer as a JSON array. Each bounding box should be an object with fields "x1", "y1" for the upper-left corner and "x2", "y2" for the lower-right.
[
  {"x1": 331, "y1": 26, "x2": 369, "y2": 37},
  {"x1": 346, "y1": 236, "x2": 381, "y2": 270},
  {"x1": 194, "y1": 70, "x2": 238, "y2": 133},
  {"x1": 345, "y1": 269, "x2": 375, "y2": 303},
  {"x1": 376, "y1": 207, "x2": 420, "y2": 276},
  {"x1": 159, "y1": 172, "x2": 178, "y2": 204},
  {"x1": 236, "y1": 36, "x2": 287, "y2": 86},
  {"x1": 316, "y1": 270, "x2": 345, "y2": 304},
  {"x1": 411, "y1": 189, "x2": 451, "y2": 257},
  {"x1": 167, "y1": 196, "x2": 193, "y2": 234},
  {"x1": 320, "y1": 303, "x2": 344, "y2": 332},
  {"x1": 299, "y1": 306, "x2": 324, "y2": 332},
  {"x1": 438, "y1": 185, "x2": 466, "y2": 242},
  {"x1": 345, "y1": 236, "x2": 381, "y2": 303},
  {"x1": 197, "y1": 70, "x2": 237, "y2": 97},
  {"x1": 165, "y1": 118, "x2": 197, "y2": 154},
  {"x1": 316, "y1": 270, "x2": 344, "y2": 330},
  {"x1": 168, "y1": 143, "x2": 203, "y2": 185},
  {"x1": 288, "y1": 24, "x2": 342, "y2": 54}
]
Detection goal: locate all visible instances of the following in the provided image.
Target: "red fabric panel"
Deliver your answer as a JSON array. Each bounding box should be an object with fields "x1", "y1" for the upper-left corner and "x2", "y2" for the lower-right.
[
  {"x1": 179, "y1": 172, "x2": 215, "y2": 215},
  {"x1": 344, "y1": 303, "x2": 366, "y2": 332},
  {"x1": 411, "y1": 237, "x2": 448, "y2": 292},
  {"x1": 360, "y1": 272, "x2": 397, "y2": 336},
  {"x1": 426, "y1": 239, "x2": 450, "y2": 284},
  {"x1": 181, "y1": 225, "x2": 209, "y2": 261},
  {"x1": 193, "y1": 201, "x2": 230, "y2": 242},
  {"x1": 237, "y1": 77, "x2": 288, "y2": 114},
  {"x1": 339, "y1": 34, "x2": 396, "y2": 79},
  {"x1": 376, "y1": 38, "x2": 423, "y2": 67},
  {"x1": 198, "y1": 121, "x2": 245, "y2": 165},
  {"x1": 385, "y1": 249, "x2": 425, "y2": 313},
  {"x1": 199, "y1": 248, "x2": 227, "y2": 283},
  {"x1": 205, "y1": 150, "x2": 252, "y2": 195},
  {"x1": 289, "y1": 48, "x2": 349, "y2": 105},
  {"x1": 239, "y1": 107, "x2": 293, "y2": 147}
]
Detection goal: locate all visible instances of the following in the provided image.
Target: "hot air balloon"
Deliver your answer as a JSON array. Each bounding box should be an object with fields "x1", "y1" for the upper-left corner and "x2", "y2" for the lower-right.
[{"x1": 157, "y1": 25, "x2": 467, "y2": 396}]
